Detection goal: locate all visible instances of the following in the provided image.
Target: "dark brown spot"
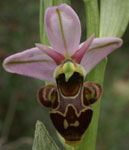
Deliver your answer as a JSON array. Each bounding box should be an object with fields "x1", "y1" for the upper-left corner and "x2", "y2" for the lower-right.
[
  {"x1": 56, "y1": 72, "x2": 83, "y2": 96},
  {"x1": 50, "y1": 105, "x2": 93, "y2": 142}
]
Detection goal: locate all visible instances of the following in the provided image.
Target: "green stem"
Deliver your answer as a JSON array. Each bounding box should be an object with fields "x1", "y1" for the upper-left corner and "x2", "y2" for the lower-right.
[
  {"x1": 76, "y1": 0, "x2": 107, "y2": 150},
  {"x1": 40, "y1": 0, "x2": 52, "y2": 44},
  {"x1": 84, "y1": 0, "x2": 99, "y2": 37},
  {"x1": 72, "y1": 147, "x2": 75, "y2": 150}
]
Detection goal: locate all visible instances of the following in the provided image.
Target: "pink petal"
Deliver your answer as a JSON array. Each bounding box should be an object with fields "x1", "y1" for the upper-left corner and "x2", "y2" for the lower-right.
[
  {"x1": 3, "y1": 47, "x2": 57, "y2": 82},
  {"x1": 45, "y1": 3, "x2": 81, "y2": 55},
  {"x1": 81, "y1": 37, "x2": 123, "y2": 74},
  {"x1": 71, "y1": 35, "x2": 94, "y2": 63},
  {"x1": 35, "y1": 43, "x2": 65, "y2": 65}
]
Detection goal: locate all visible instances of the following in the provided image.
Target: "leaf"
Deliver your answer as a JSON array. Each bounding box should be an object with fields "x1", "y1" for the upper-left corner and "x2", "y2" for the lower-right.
[
  {"x1": 100, "y1": 0, "x2": 129, "y2": 37},
  {"x1": 53, "y1": 0, "x2": 71, "y2": 5},
  {"x1": 83, "y1": 0, "x2": 100, "y2": 37},
  {"x1": 32, "y1": 120, "x2": 59, "y2": 150}
]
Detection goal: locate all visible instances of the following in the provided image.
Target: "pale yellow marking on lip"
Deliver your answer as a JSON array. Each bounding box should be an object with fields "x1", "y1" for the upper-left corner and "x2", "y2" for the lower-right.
[
  {"x1": 64, "y1": 119, "x2": 69, "y2": 129},
  {"x1": 65, "y1": 139, "x2": 82, "y2": 147},
  {"x1": 70, "y1": 120, "x2": 79, "y2": 127},
  {"x1": 64, "y1": 119, "x2": 79, "y2": 129},
  {"x1": 51, "y1": 103, "x2": 92, "y2": 117}
]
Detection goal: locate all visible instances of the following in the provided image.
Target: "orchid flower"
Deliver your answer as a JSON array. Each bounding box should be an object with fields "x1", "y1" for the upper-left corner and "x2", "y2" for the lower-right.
[
  {"x1": 3, "y1": 3, "x2": 123, "y2": 146},
  {"x1": 3, "y1": 3, "x2": 122, "y2": 83}
]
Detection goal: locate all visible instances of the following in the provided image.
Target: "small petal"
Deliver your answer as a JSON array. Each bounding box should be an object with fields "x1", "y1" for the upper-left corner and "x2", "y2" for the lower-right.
[
  {"x1": 81, "y1": 37, "x2": 123, "y2": 73},
  {"x1": 72, "y1": 35, "x2": 94, "y2": 63},
  {"x1": 45, "y1": 3, "x2": 81, "y2": 55},
  {"x1": 3, "y1": 47, "x2": 57, "y2": 82},
  {"x1": 36, "y1": 43, "x2": 65, "y2": 65}
]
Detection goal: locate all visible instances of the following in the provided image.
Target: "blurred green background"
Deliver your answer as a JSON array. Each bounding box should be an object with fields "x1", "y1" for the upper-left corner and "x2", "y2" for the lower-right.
[{"x1": 0, "y1": 0, "x2": 129, "y2": 150}]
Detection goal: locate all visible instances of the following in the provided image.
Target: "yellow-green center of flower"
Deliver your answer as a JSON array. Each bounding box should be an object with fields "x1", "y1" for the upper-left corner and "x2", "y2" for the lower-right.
[
  {"x1": 62, "y1": 61, "x2": 75, "y2": 82},
  {"x1": 54, "y1": 60, "x2": 86, "y2": 82}
]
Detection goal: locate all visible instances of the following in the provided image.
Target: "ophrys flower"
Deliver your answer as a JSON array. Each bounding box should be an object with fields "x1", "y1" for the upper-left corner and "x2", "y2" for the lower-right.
[{"x1": 3, "y1": 3, "x2": 123, "y2": 146}]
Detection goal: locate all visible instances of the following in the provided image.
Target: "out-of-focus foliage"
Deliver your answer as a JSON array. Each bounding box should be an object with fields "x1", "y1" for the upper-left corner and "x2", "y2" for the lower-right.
[
  {"x1": 0, "y1": 0, "x2": 129, "y2": 150},
  {"x1": 97, "y1": 29, "x2": 129, "y2": 150},
  {"x1": 100, "y1": 0, "x2": 129, "y2": 37},
  {"x1": 0, "y1": 1, "x2": 59, "y2": 150}
]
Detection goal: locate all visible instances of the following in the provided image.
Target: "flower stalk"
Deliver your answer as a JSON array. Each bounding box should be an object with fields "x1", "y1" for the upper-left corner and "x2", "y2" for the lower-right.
[{"x1": 76, "y1": 0, "x2": 106, "y2": 150}]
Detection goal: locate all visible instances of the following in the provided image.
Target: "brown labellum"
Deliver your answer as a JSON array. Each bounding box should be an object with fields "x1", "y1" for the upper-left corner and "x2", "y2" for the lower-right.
[{"x1": 37, "y1": 72, "x2": 102, "y2": 146}]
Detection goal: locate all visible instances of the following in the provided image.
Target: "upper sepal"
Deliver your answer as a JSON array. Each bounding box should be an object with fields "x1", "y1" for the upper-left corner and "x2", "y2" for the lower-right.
[{"x1": 45, "y1": 3, "x2": 81, "y2": 55}]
